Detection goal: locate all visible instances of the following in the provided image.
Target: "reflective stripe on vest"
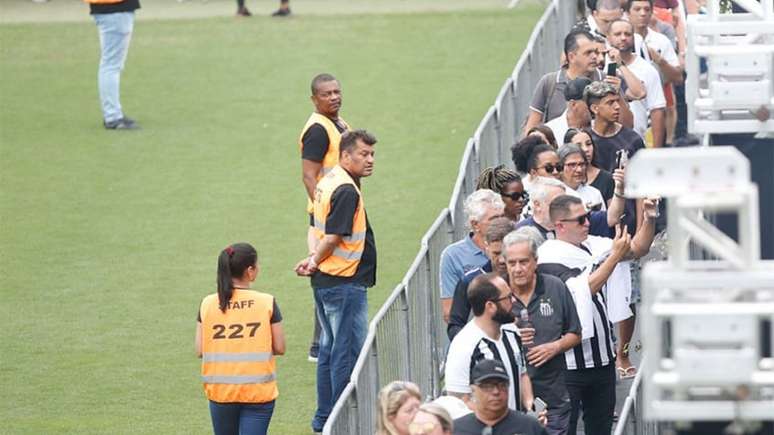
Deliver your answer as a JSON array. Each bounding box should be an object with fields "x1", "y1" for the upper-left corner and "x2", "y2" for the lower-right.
[
  {"x1": 312, "y1": 165, "x2": 367, "y2": 277},
  {"x1": 199, "y1": 290, "x2": 279, "y2": 404},
  {"x1": 201, "y1": 374, "x2": 277, "y2": 384},
  {"x1": 299, "y1": 113, "x2": 350, "y2": 213},
  {"x1": 202, "y1": 352, "x2": 273, "y2": 363},
  {"x1": 312, "y1": 217, "x2": 365, "y2": 243}
]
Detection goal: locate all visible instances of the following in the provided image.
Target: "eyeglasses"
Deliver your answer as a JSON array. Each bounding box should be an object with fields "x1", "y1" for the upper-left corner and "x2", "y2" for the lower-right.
[
  {"x1": 501, "y1": 191, "x2": 529, "y2": 202},
  {"x1": 408, "y1": 421, "x2": 439, "y2": 435},
  {"x1": 559, "y1": 212, "x2": 591, "y2": 225},
  {"x1": 476, "y1": 381, "x2": 509, "y2": 392},
  {"x1": 537, "y1": 163, "x2": 563, "y2": 173},
  {"x1": 490, "y1": 295, "x2": 511, "y2": 304},
  {"x1": 564, "y1": 161, "x2": 587, "y2": 170}
]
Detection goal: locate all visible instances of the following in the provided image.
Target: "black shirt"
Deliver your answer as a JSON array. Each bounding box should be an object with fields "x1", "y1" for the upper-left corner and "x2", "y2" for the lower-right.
[
  {"x1": 511, "y1": 273, "x2": 581, "y2": 409},
  {"x1": 447, "y1": 262, "x2": 492, "y2": 341},
  {"x1": 311, "y1": 184, "x2": 377, "y2": 289},
  {"x1": 90, "y1": 0, "x2": 140, "y2": 14},
  {"x1": 453, "y1": 410, "x2": 547, "y2": 435},
  {"x1": 590, "y1": 125, "x2": 645, "y2": 173},
  {"x1": 300, "y1": 119, "x2": 348, "y2": 163},
  {"x1": 590, "y1": 169, "x2": 615, "y2": 204}
]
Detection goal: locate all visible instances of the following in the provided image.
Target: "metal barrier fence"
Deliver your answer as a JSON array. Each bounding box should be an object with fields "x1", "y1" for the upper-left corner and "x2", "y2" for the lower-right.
[
  {"x1": 614, "y1": 360, "x2": 662, "y2": 435},
  {"x1": 323, "y1": 1, "x2": 576, "y2": 433}
]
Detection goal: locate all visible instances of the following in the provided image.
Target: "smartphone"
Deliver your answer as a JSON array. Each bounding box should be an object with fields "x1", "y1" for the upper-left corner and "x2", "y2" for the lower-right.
[
  {"x1": 606, "y1": 62, "x2": 618, "y2": 77},
  {"x1": 618, "y1": 213, "x2": 627, "y2": 228},
  {"x1": 615, "y1": 149, "x2": 628, "y2": 169},
  {"x1": 527, "y1": 397, "x2": 547, "y2": 419}
]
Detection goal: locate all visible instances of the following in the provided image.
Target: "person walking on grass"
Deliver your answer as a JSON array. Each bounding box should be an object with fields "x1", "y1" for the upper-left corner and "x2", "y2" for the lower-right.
[{"x1": 196, "y1": 243, "x2": 286, "y2": 435}]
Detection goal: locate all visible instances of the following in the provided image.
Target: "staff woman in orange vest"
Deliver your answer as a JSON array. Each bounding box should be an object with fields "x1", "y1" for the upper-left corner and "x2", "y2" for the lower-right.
[{"x1": 196, "y1": 243, "x2": 285, "y2": 435}]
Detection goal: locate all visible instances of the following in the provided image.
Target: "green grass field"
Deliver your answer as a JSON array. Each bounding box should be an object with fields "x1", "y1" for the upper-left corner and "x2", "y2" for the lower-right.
[{"x1": 0, "y1": 4, "x2": 541, "y2": 434}]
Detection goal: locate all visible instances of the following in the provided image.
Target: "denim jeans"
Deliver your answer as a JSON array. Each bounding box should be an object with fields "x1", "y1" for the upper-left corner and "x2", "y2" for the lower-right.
[
  {"x1": 311, "y1": 282, "x2": 368, "y2": 431},
  {"x1": 93, "y1": 12, "x2": 134, "y2": 123},
  {"x1": 208, "y1": 400, "x2": 275, "y2": 435}
]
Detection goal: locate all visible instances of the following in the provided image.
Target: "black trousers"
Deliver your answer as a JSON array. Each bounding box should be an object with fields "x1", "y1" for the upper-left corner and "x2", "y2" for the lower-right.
[{"x1": 565, "y1": 364, "x2": 616, "y2": 435}]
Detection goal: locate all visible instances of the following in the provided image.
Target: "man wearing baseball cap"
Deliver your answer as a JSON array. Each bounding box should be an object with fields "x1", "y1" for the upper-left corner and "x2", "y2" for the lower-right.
[{"x1": 453, "y1": 359, "x2": 548, "y2": 435}]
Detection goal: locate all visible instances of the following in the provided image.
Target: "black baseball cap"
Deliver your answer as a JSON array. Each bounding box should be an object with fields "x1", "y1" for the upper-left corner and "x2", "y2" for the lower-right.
[
  {"x1": 564, "y1": 76, "x2": 593, "y2": 102},
  {"x1": 470, "y1": 359, "x2": 510, "y2": 385}
]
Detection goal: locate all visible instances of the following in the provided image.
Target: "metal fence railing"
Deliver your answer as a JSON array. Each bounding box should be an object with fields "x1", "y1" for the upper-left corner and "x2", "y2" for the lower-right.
[
  {"x1": 614, "y1": 359, "x2": 663, "y2": 435},
  {"x1": 323, "y1": 1, "x2": 577, "y2": 433}
]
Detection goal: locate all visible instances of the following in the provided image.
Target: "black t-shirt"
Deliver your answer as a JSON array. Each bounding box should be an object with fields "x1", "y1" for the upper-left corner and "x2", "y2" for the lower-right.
[
  {"x1": 453, "y1": 410, "x2": 548, "y2": 435},
  {"x1": 197, "y1": 298, "x2": 282, "y2": 323},
  {"x1": 90, "y1": 0, "x2": 141, "y2": 14},
  {"x1": 590, "y1": 126, "x2": 645, "y2": 173},
  {"x1": 590, "y1": 169, "x2": 615, "y2": 204},
  {"x1": 301, "y1": 120, "x2": 348, "y2": 163},
  {"x1": 311, "y1": 184, "x2": 377, "y2": 289},
  {"x1": 511, "y1": 273, "x2": 581, "y2": 409}
]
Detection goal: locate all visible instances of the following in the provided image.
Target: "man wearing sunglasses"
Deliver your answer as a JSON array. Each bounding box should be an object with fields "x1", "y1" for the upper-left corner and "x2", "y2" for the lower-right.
[
  {"x1": 445, "y1": 273, "x2": 535, "y2": 414},
  {"x1": 536, "y1": 194, "x2": 657, "y2": 435},
  {"x1": 516, "y1": 177, "x2": 619, "y2": 242}
]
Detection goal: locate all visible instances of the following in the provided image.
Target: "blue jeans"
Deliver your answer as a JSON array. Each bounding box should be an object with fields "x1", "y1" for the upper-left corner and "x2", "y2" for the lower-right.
[
  {"x1": 311, "y1": 282, "x2": 368, "y2": 431},
  {"x1": 93, "y1": 12, "x2": 134, "y2": 123},
  {"x1": 208, "y1": 400, "x2": 275, "y2": 435}
]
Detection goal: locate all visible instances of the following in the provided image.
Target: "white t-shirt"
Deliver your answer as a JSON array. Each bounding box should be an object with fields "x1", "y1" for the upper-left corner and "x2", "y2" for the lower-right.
[
  {"x1": 571, "y1": 184, "x2": 606, "y2": 211},
  {"x1": 445, "y1": 321, "x2": 526, "y2": 411},
  {"x1": 626, "y1": 56, "x2": 665, "y2": 138},
  {"x1": 643, "y1": 29, "x2": 679, "y2": 68},
  {"x1": 546, "y1": 110, "x2": 569, "y2": 146}
]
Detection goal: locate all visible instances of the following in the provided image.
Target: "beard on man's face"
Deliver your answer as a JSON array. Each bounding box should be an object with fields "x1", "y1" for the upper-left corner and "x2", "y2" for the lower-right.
[{"x1": 492, "y1": 305, "x2": 516, "y2": 325}]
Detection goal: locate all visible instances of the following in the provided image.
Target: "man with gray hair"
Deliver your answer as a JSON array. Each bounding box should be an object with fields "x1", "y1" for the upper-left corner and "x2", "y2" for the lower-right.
[
  {"x1": 517, "y1": 177, "x2": 619, "y2": 241},
  {"x1": 439, "y1": 189, "x2": 505, "y2": 323},
  {"x1": 447, "y1": 217, "x2": 516, "y2": 341},
  {"x1": 503, "y1": 228, "x2": 582, "y2": 435}
]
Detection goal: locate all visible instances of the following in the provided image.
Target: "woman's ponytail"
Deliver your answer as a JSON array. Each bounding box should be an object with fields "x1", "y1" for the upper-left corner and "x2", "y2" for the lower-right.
[{"x1": 215, "y1": 243, "x2": 258, "y2": 313}]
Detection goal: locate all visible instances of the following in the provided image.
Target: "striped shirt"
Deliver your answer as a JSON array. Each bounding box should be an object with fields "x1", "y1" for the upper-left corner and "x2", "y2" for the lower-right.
[
  {"x1": 537, "y1": 256, "x2": 617, "y2": 370},
  {"x1": 445, "y1": 322, "x2": 527, "y2": 411}
]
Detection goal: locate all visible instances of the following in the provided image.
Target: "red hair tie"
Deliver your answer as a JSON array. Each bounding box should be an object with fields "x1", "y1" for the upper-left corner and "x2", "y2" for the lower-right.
[{"x1": 225, "y1": 246, "x2": 234, "y2": 256}]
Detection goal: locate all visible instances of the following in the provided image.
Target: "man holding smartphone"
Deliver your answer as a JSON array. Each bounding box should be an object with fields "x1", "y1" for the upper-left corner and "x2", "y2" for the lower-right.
[{"x1": 537, "y1": 194, "x2": 658, "y2": 435}]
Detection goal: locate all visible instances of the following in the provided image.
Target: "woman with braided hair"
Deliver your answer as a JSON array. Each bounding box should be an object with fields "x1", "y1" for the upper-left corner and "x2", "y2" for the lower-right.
[
  {"x1": 196, "y1": 243, "x2": 285, "y2": 435},
  {"x1": 476, "y1": 165, "x2": 527, "y2": 224}
]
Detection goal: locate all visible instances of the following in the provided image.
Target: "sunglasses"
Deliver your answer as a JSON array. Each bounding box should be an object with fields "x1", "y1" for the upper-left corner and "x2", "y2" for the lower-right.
[
  {"x1": 501, "y1": 191, "x2": 529, "y2": 202},
  {"x1": 560, "y1": 212, "x2": 591, "y2": 225},
  {"x1": 538, "y1": 163, "x2": 564, "y2": 173}
]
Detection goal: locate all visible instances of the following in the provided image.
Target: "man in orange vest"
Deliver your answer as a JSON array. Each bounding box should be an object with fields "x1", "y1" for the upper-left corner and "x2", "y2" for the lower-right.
[
  {"x1": 87, "y1": 0, "x2": 140, "y2": 130},
  {"x1": 295, "y1": 129, "x2": 377, "y2": 433},
  {"x1": 299, "y1": 73, "x2": 350, "y2": 363}
]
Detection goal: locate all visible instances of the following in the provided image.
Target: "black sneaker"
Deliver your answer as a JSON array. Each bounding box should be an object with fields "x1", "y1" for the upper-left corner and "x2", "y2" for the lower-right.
[
  {"x1": 271, "y1": 7, "x2": 291, "y2": 17},
  {"x1": 237, "y1": 6, "x2": 252, "y2": 17},
  {"x1": 104, "y1": 117, "x2": 140, "y2": 130}
]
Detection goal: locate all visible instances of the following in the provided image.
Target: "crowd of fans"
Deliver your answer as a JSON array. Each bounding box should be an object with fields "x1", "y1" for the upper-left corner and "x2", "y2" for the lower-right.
[{"x1": 376, "y1": 1, "x2": 704, "y2": 434}]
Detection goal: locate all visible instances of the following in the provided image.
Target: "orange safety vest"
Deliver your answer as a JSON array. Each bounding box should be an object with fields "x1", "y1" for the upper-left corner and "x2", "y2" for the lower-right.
[
  {"x1": 312, "y1": 165, "x2": 367, "y2": 277},
  {"x1": 199, "y1": 289, "x2": 278, "y2": 404},
  {"x1": 299, "y1": 113, "x2": 350, "y2": 213}
]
